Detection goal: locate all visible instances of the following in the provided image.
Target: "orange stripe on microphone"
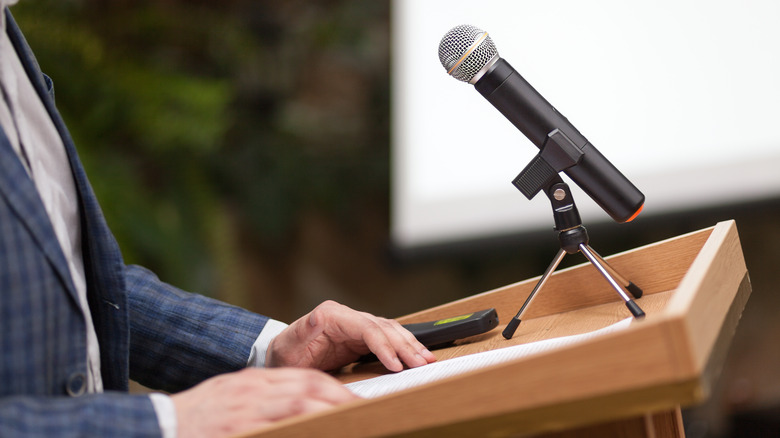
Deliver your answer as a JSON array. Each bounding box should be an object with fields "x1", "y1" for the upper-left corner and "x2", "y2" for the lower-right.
[
  {"x1": 447, "y1": 32, "x2": 488, "y2": 75},
  {"x1": 626, "y1": 203, "x2": 644, "y2": 222}
]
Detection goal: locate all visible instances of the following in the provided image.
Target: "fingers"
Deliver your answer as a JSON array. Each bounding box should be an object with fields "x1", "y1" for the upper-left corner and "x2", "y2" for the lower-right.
[
  {"x1": 388, "y1": 318, "x2": 437, "y2": 365},
  {"x1": 320, "y1": 300, "x2": 437, "y2": 371},
  {"x1": 361, "y1": 316, "x2": 436, "y2": 372},
  {"x1": 269, "y1": 300, "x2": 437, "y2": 372},
  {"x1": 172, "y1": 368, "x2": 358, "y2": 438},
  {"x1": 258, "y1": 368, "x2": 358, "y2": 412}
]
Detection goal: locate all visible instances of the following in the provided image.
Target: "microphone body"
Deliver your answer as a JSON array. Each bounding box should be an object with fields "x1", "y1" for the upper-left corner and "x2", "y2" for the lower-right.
[
  {"x1": 475, "y1": 58, "x2": 644, "y2": 223},
  {"x1": 438, "y1": 24, "x2": 644, "y2": 223},
  {"x1": 474, "y1": 58, "x2": 585, "y2": 148}
]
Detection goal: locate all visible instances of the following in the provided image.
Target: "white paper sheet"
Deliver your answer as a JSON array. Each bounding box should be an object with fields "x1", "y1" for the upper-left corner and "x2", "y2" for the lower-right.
[{"x1": 345, "y1": 318, "x2": 633, "y2": 399}]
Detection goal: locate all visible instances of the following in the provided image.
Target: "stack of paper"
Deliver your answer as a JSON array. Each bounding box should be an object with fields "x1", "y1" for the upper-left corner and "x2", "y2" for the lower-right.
[{"x1": 346, "y1": 318, "x2": 633, "y2": 399}]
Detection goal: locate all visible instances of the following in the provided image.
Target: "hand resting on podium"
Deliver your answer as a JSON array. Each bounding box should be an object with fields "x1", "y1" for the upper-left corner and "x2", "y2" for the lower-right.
[{"x1": 171, "y1": 300, "x2": 437, "y2": 438}]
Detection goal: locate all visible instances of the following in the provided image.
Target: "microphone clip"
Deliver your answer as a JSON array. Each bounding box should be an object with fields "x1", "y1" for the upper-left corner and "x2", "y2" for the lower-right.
[{"x1": 512, "y1": 129, "x2": 583, "y2": 200}]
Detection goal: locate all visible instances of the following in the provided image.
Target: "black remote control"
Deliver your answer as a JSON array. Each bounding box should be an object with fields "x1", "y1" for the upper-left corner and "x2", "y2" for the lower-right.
[
  {"x1": 403, "y1": 308, "x2": 499, "y2": 349},
  {"x1": 358, "y1": 308, "x2": 500, "y2": 364}
]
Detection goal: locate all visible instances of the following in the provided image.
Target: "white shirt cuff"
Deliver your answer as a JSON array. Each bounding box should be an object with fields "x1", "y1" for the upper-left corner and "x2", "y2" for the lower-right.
[
  {"x1": 149, "y1": 393, "x2": 177, "y2": 438},
  {"x1": 247, "y1": 319, "x2": 288, "y2": 367}
]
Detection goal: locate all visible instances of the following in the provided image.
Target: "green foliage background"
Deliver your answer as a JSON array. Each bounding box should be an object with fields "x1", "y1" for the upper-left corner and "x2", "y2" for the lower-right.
[{"x1": 12, "y1": 0, "x2": 392, "y2": 301}]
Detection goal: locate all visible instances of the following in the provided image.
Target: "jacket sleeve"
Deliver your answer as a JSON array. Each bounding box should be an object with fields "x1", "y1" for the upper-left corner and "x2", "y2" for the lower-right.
[
  {"x1": 125, "y1": 264, "x2": 270, "y2": 393},
  {"x1": 0, "y1": 392, "x2": 162, "y2": 437}
]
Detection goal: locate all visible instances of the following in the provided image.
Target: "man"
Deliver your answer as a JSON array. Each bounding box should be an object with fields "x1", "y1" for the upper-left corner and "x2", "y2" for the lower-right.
[{"x1": 0, "y1": 3, "x2": 435, "y2": 437}]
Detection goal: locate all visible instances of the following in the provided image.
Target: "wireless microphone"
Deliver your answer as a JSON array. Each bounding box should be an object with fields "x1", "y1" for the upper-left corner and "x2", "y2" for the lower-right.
[{"x1": 438, "y1": 25, "x2": 644, "y2": 223}]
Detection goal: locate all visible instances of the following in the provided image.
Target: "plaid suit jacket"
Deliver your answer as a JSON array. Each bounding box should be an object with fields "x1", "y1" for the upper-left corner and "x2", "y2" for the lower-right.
[{"x1": 0, "y1": 10, "x2": 268, "y2": 436}]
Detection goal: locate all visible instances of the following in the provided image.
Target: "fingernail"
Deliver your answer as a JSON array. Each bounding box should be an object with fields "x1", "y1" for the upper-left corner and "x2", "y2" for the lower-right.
[{"x1": 420, "y1": 348, "x2": 436, "y2": 362}]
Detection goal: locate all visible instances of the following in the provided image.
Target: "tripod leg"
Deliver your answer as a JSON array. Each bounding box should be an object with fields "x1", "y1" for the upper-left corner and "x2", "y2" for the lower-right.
[
  {"x1": 587, "y1": 247, "x2": 643, "y2": 299},
  {"x1": 503, "y1": 249, "x2": 567, "y2": 339},
  {"x1": 579, "y1": 244, "x2": 645, "y2": 319}
]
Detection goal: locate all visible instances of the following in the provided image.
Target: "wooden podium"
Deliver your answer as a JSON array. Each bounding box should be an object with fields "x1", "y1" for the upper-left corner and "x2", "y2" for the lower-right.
[{"x1": 243, "y1": 220, "x2": 751, "y2": 437}]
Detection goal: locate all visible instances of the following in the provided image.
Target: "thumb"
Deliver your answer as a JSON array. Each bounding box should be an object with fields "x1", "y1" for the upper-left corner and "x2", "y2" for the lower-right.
[
  {"x1": 285, "y1": 309, "x2": 326, "y2": 350},
  {"x1": 302, "y1": 309, "x2": 326, "y2": 343},
  {"x1": 267, "y1": 311, "x2": 326, "y2": 368}
]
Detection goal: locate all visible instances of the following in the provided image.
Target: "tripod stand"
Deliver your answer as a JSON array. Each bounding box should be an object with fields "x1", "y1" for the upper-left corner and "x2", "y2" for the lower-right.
[{"x1": 502, "y1": 176, "x2": 645, "y2": 339}]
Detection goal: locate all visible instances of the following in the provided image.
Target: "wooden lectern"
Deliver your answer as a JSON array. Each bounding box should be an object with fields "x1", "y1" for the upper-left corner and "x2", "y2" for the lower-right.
[{"x1": 242, "y1": 221, "x2": 751, "y2": 437}]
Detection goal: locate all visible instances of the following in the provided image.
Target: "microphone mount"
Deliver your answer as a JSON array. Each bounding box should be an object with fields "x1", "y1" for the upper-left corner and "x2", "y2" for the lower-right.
[
  {"x1": 502, "y1": 167, "x2": 645, "y2": 339},
  {"x1": 512, "y1": 128, "x2": 583, "y2": 200}
]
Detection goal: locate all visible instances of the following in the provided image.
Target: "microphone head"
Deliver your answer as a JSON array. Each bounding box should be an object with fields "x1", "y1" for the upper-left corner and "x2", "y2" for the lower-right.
[{"x1": 438, "y1": 24, "x2": 499, "y2": 84}]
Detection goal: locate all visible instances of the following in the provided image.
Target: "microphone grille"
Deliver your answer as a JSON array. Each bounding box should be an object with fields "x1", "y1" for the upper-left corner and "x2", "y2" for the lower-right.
[{"x1": 438, "y1": 24, "x2": 498, "y2": 83}]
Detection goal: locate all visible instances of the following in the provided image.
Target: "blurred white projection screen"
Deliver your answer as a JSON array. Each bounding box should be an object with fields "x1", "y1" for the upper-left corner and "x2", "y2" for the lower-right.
[{"x1": 391, "y1": 0, "x2": 780, "y2": 250}]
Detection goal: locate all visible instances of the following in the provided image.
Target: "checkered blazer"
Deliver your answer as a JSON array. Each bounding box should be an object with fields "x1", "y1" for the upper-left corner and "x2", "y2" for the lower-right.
[{"x1": 0, "y1": 10, "x2": 268, "y2": 436}]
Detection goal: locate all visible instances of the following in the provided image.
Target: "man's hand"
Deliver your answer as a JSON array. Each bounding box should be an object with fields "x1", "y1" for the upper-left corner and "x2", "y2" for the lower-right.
[
  {"x1": 171, "y1": 367, "x2": 357, "y2": 438},
  {"x1": 171, "y1": 301, "x2": 435, "y2": 437},
  {"x1": 267, "y1": 300, "x2": 437, "y2": 372}
]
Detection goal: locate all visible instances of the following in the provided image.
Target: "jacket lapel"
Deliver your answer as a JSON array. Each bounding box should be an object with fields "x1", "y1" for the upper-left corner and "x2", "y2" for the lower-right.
[
  {"x1": 0, "y1": 129, "x2": 77, "y2": 297},
  {"x1": 0, "y1": 9, "x2": 78, "y2": 301},
  {"x1": 6, "y1": 8, "x2": 126, "y2": 290}
]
